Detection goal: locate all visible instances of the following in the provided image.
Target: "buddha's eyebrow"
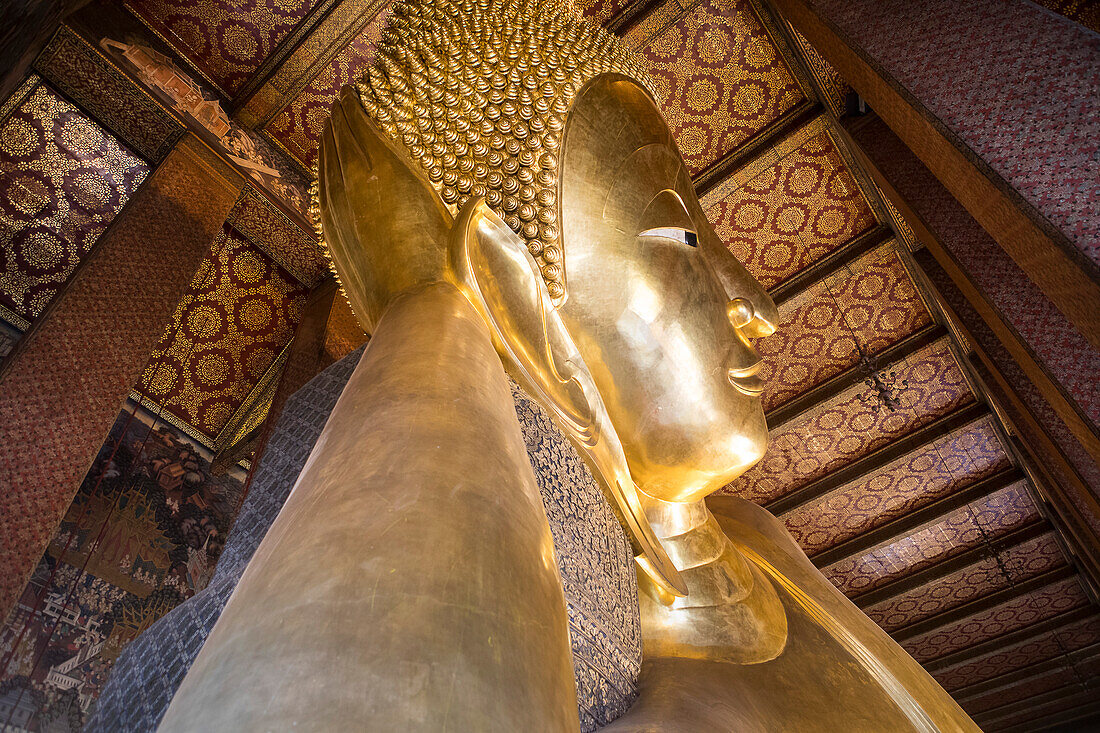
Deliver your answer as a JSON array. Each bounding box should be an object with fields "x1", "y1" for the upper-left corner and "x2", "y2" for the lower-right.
[{"x1": 603, "y1": 143, "x2": 687, "y2": 226}]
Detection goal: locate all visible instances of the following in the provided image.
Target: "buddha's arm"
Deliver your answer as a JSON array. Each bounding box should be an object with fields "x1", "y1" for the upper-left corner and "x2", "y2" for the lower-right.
[
  {"x1": 707, "y1": 495, "x2": 979, "y2": 732},
  {"x1": 602, "y1": 495, "x2": 979, "y2": 732}
]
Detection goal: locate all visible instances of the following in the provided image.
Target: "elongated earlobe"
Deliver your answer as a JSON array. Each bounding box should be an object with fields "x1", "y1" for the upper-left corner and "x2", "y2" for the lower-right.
[{"x1": 448, "y1": 197, "x2": 687, "y2": 598}]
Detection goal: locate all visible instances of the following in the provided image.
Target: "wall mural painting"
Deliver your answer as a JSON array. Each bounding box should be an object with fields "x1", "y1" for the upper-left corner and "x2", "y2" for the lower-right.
[
  {"x1": 98, "y1": 37, "x2": 311, "y2": 218},
  {"x1": 0, "y1": 406, "x2": 246, "y2": 731}
]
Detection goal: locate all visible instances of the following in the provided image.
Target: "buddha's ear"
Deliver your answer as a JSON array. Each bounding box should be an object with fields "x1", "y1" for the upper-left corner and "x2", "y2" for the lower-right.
[{"x1": 448, "y1": 198, "x2": 687, "y2": 598}]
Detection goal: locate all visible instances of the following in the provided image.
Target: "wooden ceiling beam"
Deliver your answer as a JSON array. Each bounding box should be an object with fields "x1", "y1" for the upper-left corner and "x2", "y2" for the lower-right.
[
  {"x1": 924, "y1": 606, "x2": 1098, "y2": 674},
  {"x1": 766, "y1": 323, "x2": 946, "y2": 430},
  {"x1": 891, "y1": 565, "x2": 1078, "y2": 643},
  {"x1": 953, "y1": 639, "x2": 1100, "y2": 703},
  {"x1": 764, "y1": 401, "x2": 990, "y2": 516},
  {"x1": 1000, "y1": 698, "x2": 1100, "y2": 733},
  {"x1": 811, "y1": 467, "x2": 1023, "y2": 569},
  {"x1": 605, "y1": 0, "x2": 667, "y2": 35},
  {"x1": 976, "y1": 684, "x2": 1098, "y2": 730},
  {"x1": 851, "y1": 520, "x2": 1051, "y2": 609},
  {"x1": 769, "y1": 225, "x2": 892, "y2": 307},
  {"x1": 692, "y1": 100, "x2": 822, "y2": 198}
]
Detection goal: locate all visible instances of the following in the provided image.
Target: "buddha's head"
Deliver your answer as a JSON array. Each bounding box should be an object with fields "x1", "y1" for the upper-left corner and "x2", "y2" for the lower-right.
[{"x1": 315, "y1": 0, "x2": 776, "y2": 552}]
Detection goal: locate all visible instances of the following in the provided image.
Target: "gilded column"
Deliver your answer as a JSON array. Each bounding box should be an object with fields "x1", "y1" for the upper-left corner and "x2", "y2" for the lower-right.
[
  {"x1": 158, "y1": 283, "x2": 578, "y2": 732},
  {"x1": 0, "y1": 132, "x2": 245, "y2": 620}
]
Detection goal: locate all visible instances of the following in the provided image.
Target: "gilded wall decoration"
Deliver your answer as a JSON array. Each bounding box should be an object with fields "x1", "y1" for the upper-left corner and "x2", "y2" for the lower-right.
[
  {"x1": 705, "y1": 129, "x2": 876, "y2": 291},
  {"x1": 0, "y1": 408, "x2": 245, "y2": 730},
  {"x1": 756, "y1": 247, "x2": 932, "y2": 412},
  {"x1": 637, "y1": 0, "x2": 804, "y2": 174},
  {"x1": 0, "y1": 82, "x2": 149, "y2": 328},
  {"x1": 784, "y1": 24, "x2": 851, "y2": 118},
  {"x1": 124, "y1": 0, "x2": 320, "y2": 97},
  {"x1": 822, "y1": 480, "x2": 1042, "y2": 597},
  {"x1": 33, "y1": 27, "x2": 182, "y2": 163},
  {"x1": 136, "y1": 224, "x2": 307, "y2": 441},
  {"x1": 228, "y1": 188, "x2": 325, "y2": 288}
]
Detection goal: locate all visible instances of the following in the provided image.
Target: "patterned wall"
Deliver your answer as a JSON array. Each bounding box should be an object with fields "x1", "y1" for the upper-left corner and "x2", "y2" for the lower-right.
[
  {"x1": 850, "y1": 117, "x2": 1100, "y2": 427},
  {"x1": 933, "y1": 613, "x2": 1100, "y2": 692},
  {"x1": 0, "y1": 407, "x2": 246, "y2": 731},
  {"x1": 865, "y1": 532, "x2": 1068, "y2": 632},
  {"x1": 783, "y1": 416, "x2": 1009, "y2": 555},
  {"x1": 636, "y1": 0, "x2": 804, "y2": 174},
  {"x1": 125, "y1": 0, "x2": 321, "y2": 97},
  {"x1": 1032, "y1": 0, "x2": 1100, "y2": 33},
  {"x1": 807, "y1": 0, "x2": 1099, "y2": 262},
  {"x1": 0, "y1": 82, "x2": 148, "y2": 329},
  {"x1": 136, "y1": 224, "x2": 307, "y2": 443},
  {"x1": 822, "y1": 481, "x2": 1042, "y2": 597},
  {"x1": 903, "y1": 576, "x2": 1091, "y2": 663},
  {"x1": 729, "y1": 339, "x2": 974, "y2": 504}
]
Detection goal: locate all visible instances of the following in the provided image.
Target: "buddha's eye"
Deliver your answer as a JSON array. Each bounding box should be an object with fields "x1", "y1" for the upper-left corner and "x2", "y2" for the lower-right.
[{"x1": 639, "y1": 227, "x2": 698, "y2": 248}]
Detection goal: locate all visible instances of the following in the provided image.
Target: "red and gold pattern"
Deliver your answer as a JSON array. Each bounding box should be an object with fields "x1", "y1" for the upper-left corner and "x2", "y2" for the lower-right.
[
  {"x1": 963, "y1": 666, "x2": 1080, "y2": 715},
  {"x1": 903, "y1": 576, "x2": 1090, "y2": 663},
  {"x1": 34, "y1": 27, "x2": 183, "y2": 163},
  {"x1": 934, "y1": 614, "x2": 1100, "y2": 691},
  {"x1": 784, "y1": 417, "x2": 1009, "y2": 556},
  {"x1": 0, "y1": 83, "x2": 148, "y2": 328},
  {"x1": 125, "y1": 0, "x2": 320, "y2": 97},
  {"x1": 705, "y1": 130, "x2": 876, "y2": 292},
  {"x1": 137, "y1": 224, "x2": 307, "y2": 439},
  {"x1": 637, "y1": 0, "x2": 804, "y2": 174},
  {"x1": 757, "y1": 247, "x2": 931, "y2": 412},
  {"x1": 726, "y1": 339, "x2": 974, "y2": 504},
  {"x1": 264, "y1": 12, "x2": 390, "y2": 168},
  {"x1": 822, "y1": 481, "x2": 1041, "y2": 597},
  {"x1": 866, "y1": 532, "x2": 1067, "y2": 632},
  {"x1": 230, "y1": 188, "x2": 326, "y2": 287}
]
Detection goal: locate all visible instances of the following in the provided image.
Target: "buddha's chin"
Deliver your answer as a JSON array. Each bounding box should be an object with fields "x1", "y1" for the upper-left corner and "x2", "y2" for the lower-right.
[{"x1": 629, "y1": 436, "x2": 767, "y2": 505}]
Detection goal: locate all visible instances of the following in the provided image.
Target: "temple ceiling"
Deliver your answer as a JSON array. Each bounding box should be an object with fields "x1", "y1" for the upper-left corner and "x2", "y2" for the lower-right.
[{"x1": 0, "y1": 0, "x2": 1096, "y2": 728}]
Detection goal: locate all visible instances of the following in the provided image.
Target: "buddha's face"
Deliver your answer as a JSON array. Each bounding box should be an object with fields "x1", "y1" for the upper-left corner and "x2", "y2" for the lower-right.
[{"x1": 559, "y1": 75, "x2": 777, "y2": 504}]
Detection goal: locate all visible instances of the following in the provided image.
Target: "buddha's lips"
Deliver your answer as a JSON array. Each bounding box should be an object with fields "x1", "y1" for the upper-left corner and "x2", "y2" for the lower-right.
[{"x1": 728, "y1": 365, "x2": 764, "y2": 396}]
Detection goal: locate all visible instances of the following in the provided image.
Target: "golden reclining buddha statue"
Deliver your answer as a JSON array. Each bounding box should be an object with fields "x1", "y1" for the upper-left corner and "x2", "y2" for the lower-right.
[{"x1": 158, "y1": 0, "x2": 979, "y2": 729}]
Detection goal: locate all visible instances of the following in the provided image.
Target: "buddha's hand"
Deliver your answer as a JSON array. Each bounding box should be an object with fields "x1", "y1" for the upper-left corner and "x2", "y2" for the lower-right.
[{"x1": 317, "y1": 86, "x2": 456, "y2": 330}]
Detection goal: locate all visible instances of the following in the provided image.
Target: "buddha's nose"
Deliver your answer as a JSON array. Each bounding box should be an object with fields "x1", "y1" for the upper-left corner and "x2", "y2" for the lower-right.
[
  {"x1": 727, "y1": 296, "x2": 776, "y2": 338},
  {"x1": 727, "y1": 298, "x2": 755, "y2": 329}
]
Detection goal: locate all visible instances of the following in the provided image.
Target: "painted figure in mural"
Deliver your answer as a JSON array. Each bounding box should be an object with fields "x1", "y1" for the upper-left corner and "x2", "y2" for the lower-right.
[{"x1": 159, "y1": 0, "x2": 979, "y2": 730}]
